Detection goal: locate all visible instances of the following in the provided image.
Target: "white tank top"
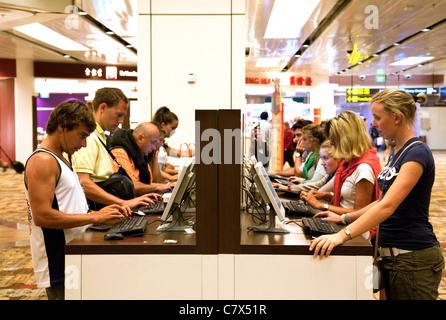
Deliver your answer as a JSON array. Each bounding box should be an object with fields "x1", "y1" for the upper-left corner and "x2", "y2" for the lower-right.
[{"x1": 25, "y1": 148, "x2": 90, "y2": 288}]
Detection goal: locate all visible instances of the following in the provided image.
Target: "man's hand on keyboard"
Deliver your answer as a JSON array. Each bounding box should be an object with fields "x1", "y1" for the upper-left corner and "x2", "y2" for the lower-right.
[
  {"x1": 147, "y1": 193, "x2": 163, "y2": 202},
  {"x1": 123, "y1": 194, "x2": 155, "y2": 209},
  {"x1": 93, "y1": 204, "x2": 131, "y2": 223}
]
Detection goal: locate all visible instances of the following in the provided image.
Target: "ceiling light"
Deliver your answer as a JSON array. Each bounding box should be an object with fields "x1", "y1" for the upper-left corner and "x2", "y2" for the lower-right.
[
  {"x1": 13, "y1": 23, "x2": 89, "y2": 51},
  {"x1": 256, "y1": 57, "x2": 281, "y2": 68},
  {"x1": 264, "y1": 0, "x2": 321, "y2": 39},
  {"x1": 393, "y1": 42, "x2": 400, "y2": 46},
  {"x1": 422, "y1": 28, "x2": 430, "y2": 32},
  {"x1": 390, "y1": 56, "x2": 434, "y2": 66}
]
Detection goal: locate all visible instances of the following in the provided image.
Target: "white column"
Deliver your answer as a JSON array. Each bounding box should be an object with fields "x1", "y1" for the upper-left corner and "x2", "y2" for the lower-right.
[
  {"x1": 15, "y1": 59, "x2": 34, "y2": 162},
  {"x1": 137, "y1": 0, "x2": 245, "y2": 153}
]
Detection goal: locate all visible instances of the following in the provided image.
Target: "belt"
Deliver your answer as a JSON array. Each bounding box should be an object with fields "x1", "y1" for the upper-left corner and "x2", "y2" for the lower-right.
[{"x1": 378, "y1": 247, "x2": 412, "y2": 257}]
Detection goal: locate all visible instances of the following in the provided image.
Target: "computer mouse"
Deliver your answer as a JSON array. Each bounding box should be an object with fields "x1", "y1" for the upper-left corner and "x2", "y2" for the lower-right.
[{"x1": 104, "y1": 233, "x2": 124, "y2": 241}]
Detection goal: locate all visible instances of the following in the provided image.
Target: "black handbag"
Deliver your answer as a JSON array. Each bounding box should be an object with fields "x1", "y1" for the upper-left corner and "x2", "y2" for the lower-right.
[{"x1": 87, "y1": 136, "x2": 136, "y2": 211}]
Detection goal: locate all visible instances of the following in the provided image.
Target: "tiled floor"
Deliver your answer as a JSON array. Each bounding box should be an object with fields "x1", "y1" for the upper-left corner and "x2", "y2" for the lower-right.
[{"x1": 0, "y1": 151, "x2": 445, "y2": 300}]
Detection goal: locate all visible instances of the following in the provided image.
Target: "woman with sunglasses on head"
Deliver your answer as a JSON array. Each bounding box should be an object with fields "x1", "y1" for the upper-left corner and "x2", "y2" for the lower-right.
[
  {"x1": 304, "y1": 111, "x2": 382, "y2": 240},
  {"x1": 310, "y1": 90, "x2": 444, "y2": 300}
]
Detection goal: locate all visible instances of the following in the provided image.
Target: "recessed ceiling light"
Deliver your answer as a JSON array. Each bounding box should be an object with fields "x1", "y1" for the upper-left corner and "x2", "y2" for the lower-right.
[
  {"x1": 393, "y1": 42, "x2": 400, "y2": 46},
  {"x1": 390, "y1": 56, "x2": 434, "y2": 66},
  {"x1": 13, "y1": 23, "x2": 89, "y2": 51},
  {"x1": 422, "y1": 28, "x2": 430, "y2": 32},
  {"x1": 264, "y1": 0, "x2": 321, "y2": 39}
]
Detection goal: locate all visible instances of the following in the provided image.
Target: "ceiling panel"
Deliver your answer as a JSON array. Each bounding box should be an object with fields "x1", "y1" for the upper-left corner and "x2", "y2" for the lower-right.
[
  {"x1": 281, "y1": 0, "x2": 446, "y2": 75},
  {"x1": 79, "y1": 0, "x2": 138, "y2": 47},
  {"x1": 0, "y1": 0, "x2": 444, "y2": 79},
  {"x1": 0, "y1": 31, "x2": 69, "y2": 62}
]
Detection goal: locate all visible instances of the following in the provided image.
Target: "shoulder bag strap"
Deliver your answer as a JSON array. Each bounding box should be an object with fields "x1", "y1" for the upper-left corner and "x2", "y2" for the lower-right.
[{"x1": 96, "y1": 133, "x2": 123, "y2": 169}]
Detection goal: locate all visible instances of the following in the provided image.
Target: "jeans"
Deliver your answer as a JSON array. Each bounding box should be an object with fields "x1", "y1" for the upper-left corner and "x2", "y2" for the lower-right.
[{"x1": 381, "y1": 244, "x2": 444, "y2": 300}]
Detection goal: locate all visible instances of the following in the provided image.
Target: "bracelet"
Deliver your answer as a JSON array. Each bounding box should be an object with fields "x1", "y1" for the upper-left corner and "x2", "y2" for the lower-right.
[
  {"x1": 341, "y1": 213, "x2": 350, "y2": 225},
  {"x1": 344, "y1": 227, "x2": 353, "y2": 240},
  {"x1": 287, "y1": 185, "x2": 291, "y2": 191}
]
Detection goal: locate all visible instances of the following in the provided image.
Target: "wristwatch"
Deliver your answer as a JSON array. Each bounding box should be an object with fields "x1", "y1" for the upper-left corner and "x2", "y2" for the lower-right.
[
  {"x1": 296, "y1": 152, "x2": 302, "y2": 158},
  {"x1": 323, "y1": 203, "x2": 329, "y2": 210}
]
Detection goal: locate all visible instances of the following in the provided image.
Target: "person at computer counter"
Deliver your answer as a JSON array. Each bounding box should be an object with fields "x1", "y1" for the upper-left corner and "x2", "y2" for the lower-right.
[
  {"x1": 24, "y1": 100, "x2": 131, "y2": 300},
  {"x1": 109, "y1": 122, "x2": 172, "y2": 196},
  {"x1": 272, "y1": 140, "x2": 336, "y2": 194},
  {"x1": 272, "y1": 123, "x2": 326, "y2": 184},
  {"x1": 309, "y1": 89, "x2": 444, "y2": 300},
  {"x1": 70, "y1": 87, "x2": 157, "y2": 210},
  {"x1": 302, "y1": 112, "x2": 381, "y2": 239},
  {"x1": 153, "y1": 106, "x2": 195, "y2": 158},
  {"x1": 151, "y1": 121, "x2": 178, "y2": 182}
]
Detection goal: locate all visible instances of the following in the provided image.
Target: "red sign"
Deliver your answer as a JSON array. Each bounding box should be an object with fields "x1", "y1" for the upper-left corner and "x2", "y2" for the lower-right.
[{"x1": 245, "y1": 76, "x2": 313, "y2": 86}]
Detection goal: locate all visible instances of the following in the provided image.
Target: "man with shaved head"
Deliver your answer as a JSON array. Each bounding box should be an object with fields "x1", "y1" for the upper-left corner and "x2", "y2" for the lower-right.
[{"x1": 109, "y1": 122, "x2": 173, "y2": 195}]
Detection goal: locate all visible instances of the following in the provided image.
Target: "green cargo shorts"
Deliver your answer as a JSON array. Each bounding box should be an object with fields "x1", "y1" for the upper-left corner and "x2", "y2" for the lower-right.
[{"x1": 381, "y1": 244, "x2": 444, "y2": 300}]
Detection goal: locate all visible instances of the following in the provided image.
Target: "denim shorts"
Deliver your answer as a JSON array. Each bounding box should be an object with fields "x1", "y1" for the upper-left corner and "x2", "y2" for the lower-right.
[{"x1": 381, "y1": 244, "x2": 444, "y2": 300}]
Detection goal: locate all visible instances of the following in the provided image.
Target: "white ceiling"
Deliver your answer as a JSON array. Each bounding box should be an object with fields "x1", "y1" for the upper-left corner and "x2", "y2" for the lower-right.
[{"x1": 0, "y1": 0, "x2": 444, "y2": 77}]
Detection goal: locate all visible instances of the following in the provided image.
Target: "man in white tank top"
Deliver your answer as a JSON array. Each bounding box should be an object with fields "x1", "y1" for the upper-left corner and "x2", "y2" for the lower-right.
[{"x1": 24, "y1": 100, "x2": 131, "y2": 300}]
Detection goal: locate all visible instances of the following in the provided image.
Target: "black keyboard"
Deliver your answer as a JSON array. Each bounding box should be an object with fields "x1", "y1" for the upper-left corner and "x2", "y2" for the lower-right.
[
  {"x1": 301, "y1": 217, "x2": 338, "y2": 237},
  {"x1": 138, "y1": 201, "x2": 165, "y2": 214},
  {"x1": 107, "y1": 216, "x2": 148, "y2": 237},
  {"x1": 273, "y1": 178, "x2": 293, "y2": 186},
  {"x1": 282, "y1": 200, "x2": 320, "y2": 216}
]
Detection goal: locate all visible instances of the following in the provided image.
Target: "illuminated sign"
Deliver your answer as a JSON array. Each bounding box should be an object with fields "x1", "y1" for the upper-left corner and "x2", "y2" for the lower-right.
[
  {"x1": 346, "y1": 88, "x2": 379, "y2": 103},
  {"x1": 34, "y1": 61, "x2": 137, "y2": 81},
  {"x1": 245, "y1": 76, "x2": 313, "y2": 86},
  {"x1": 404, "y1": 88, "x2": 438, "y2": 94},
  {"x1": 375, "y1": 76, "x2": 386, "y2": 82},
  {"x1": 346, "y1": 95, "x2": 372, "y2": 103}
]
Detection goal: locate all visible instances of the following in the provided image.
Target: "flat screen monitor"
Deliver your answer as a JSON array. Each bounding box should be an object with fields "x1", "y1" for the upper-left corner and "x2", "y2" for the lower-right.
[
  {"x1": 250, "y1": 161, "x2": 289, "y2": 233},
  {"x1": 440, "y1": 87, "x2": 446, "y2": 101},
  {"x1": 157, "y1": 157, "x2": 196, "y2": 232}
]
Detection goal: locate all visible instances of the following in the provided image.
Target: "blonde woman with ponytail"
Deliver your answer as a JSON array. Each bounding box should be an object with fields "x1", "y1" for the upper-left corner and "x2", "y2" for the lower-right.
[{"x1": 310, "y1": 89, "x2": 444, "y2": 300}]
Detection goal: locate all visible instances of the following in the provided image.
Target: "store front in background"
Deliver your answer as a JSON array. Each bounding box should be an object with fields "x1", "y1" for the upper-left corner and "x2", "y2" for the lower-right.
[{"x1": 33, "y1": 61, "x2": 138, "y2": 149}]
